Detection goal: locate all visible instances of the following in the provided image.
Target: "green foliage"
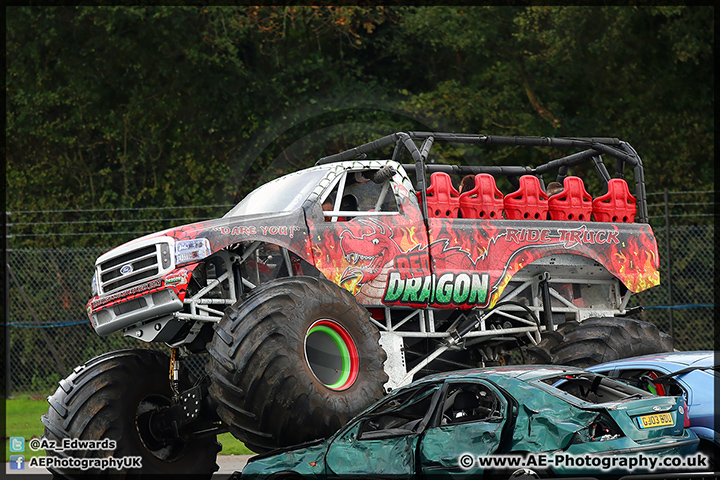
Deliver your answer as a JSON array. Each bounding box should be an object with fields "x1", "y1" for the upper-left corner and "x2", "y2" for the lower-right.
[
  {"x1": 631, "y1": 223, "x2": 716, "y2": 351},
  {"x1": 6, "y1": 6, "x2": 714, "y2": 248}
]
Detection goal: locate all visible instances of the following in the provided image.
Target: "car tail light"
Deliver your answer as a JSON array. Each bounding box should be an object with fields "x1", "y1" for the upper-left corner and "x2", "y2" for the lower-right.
[{"x1": 682, "y1": 399, "x2": 691, "y2": 428}]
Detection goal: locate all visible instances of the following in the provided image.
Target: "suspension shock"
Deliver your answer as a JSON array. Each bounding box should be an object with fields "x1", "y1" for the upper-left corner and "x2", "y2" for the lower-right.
[{"x1": 170, "y1": 347, "x2": 180, "y2": 401}]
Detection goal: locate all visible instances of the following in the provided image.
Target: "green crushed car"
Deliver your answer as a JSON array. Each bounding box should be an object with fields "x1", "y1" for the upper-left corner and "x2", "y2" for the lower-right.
[{"x1": 240, "y1": 365, "x2": 699, "y2": 479}]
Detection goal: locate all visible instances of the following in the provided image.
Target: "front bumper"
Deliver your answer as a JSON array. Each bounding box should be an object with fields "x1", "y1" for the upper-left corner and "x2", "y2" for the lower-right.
[{"x1": 90, "y1": 288, "x2": 183, "y2": 336}]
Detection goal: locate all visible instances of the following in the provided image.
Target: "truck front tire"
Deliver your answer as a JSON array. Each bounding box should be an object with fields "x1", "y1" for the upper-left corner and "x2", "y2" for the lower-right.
[
  {"x1": 207, "y1": 276, "x2": 388, "y2": 453},
  {"x1": 42, "y1": 349, "x2": 220, "y2": 479}
]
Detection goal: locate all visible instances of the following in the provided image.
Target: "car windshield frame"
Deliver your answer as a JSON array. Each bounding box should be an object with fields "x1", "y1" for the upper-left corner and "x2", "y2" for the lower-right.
[
  {"x1": 224, "y1": 166, "x2": 331, "y2": 218},
  {"x1": 354, "y1": 383, "x2": 442, "y2": 440}
]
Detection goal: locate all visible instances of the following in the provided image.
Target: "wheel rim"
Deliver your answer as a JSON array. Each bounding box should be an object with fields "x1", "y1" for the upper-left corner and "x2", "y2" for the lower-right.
[
  {"x1": 304, "y1": 319, "x2": 359, "y2": 390},
  {"x1": 135, "y1": 394, "x2": 184, "y2": 461}
]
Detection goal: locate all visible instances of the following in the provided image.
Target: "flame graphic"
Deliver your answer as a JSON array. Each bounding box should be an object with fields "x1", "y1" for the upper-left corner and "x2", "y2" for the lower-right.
[{"x1": 307, "y1": 214, "x2": 659, "y2": 307}]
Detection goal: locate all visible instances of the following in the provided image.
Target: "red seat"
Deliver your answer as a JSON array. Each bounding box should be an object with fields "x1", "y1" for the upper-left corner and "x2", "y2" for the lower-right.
[
  {"x1": 504, "y1": 175, "x2": 548, "y2": 220},
  {"x1": 426, "y1": 172, "x2": 460, "y2": 218},
  {"x1": 593, "y1": 178, "x2": 636, "y2": 223},
  {"x1": 548, "y1": 176, "x2": 592, "y2": 221},
  {"x1": 459, "y1": 174, "x2": 504, "y2": 219}
]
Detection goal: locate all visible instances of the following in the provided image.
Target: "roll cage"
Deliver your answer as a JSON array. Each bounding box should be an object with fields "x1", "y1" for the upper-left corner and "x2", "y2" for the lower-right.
[{"x1": 316, "y1": 132, "x2": 649, "y2": 224}]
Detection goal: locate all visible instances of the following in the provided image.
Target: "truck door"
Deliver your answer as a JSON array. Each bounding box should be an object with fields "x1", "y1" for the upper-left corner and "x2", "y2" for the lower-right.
[
  {"x1": 306, "y1": 162, "x2": 431, "y2": 307},
  {"x1": 425, "y1": 215, "x2": 494, "y2": 310}
]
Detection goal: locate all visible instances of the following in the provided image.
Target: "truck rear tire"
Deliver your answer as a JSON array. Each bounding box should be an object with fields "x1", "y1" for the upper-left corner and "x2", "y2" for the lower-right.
[
  {"x1": 207, "y1": 276, "x2": 388, "y2": 453},
  {"x1": 42, "y1": 349, "x2": 220, "y2": 479},
  {"x1": 525, "y1": 317, "x2": 673, "y2": 367}
]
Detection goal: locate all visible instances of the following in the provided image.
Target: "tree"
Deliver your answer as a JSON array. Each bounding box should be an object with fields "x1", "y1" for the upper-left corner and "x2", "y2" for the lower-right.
[{"x1": 6, "y1": 6, "x2": 714, "y2": 248}]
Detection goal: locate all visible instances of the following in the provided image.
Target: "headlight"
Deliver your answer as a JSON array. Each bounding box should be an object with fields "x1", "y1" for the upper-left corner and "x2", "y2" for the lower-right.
[
  {"x1": 175, "y1": 238, "x2": 211, "y2": 265},
  {"x1": 91, "y1": 272, "x2": 99, "y2": 297}
]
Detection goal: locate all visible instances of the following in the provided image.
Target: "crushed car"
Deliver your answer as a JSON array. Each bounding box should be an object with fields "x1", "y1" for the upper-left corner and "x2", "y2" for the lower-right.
[{"x1": 239, "y1": 365, "x2": 699, "y2": 479}]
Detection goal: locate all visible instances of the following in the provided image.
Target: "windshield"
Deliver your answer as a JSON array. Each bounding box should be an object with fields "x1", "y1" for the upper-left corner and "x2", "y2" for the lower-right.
[{"x1": 224, "y1": 167, "x2": 330, "y2": 217}]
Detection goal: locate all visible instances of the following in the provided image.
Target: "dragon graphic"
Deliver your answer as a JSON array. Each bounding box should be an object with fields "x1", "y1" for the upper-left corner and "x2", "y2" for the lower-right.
[
  {"x1": 331, "y1": 215, "x2": 659, "y2": 308},
  {"x1": 428, "y1": 238, "x2": 478, "y2": 271},
  {"x1": 339, "y1": 218, "x2": 481, "y2": 288},
  {"x1": 339, "y1": 218, "x2": 405, "y2": 285}
]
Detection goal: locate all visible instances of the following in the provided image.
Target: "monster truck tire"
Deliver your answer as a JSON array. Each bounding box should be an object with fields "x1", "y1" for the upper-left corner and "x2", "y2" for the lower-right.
[
  {"x1": 42, "y1": 349, "x2": 220, "y2": 479},
  {"x1": 525, "y1": 317, "x2": 673, "y2": 368},
  {"x1": 207, "y1": 276, "x2": 388, "y2": 453}
]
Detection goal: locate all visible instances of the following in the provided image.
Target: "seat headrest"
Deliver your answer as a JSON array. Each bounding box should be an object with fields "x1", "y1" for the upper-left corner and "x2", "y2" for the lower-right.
[{"x1": 453, "y1": 391, "x2": 478, "y2": 410}]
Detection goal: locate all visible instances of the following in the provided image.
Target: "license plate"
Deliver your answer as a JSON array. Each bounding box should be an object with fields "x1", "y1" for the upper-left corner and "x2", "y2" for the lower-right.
[{"x1": 638, "y1": 412, "x2": 673, "y2": 429}]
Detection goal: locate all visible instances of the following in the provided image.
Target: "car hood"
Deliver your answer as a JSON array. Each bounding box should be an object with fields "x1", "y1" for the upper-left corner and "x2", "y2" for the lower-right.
[{"x1": 242, "y1": 440, "x2": 327, "y2": 479}]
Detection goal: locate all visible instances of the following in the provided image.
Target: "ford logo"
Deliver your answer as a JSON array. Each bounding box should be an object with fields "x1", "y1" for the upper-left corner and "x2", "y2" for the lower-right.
[
  {"x1": 120, "y1": 264, "x2": 134, "y2": 275},
  {"x1": 653, "y1": 405, "x2": 663, "y2": 412}
]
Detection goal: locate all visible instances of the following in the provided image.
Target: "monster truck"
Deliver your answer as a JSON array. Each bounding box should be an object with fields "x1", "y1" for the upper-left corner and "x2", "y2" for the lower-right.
[{"x1": 43, "y1": 132, "x2": 672, "y2": 476}]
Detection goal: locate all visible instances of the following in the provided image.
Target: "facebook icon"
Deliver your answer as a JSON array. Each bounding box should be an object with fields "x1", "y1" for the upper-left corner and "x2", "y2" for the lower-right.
[{"x1": 9, "y1": 455, "x2": 25, "y2": 470}]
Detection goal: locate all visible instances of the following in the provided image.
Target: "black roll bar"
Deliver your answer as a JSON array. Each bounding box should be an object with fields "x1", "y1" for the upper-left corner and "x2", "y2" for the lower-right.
[{"x1": 315, "y1": 132, "x2": 648, "y2": 223}]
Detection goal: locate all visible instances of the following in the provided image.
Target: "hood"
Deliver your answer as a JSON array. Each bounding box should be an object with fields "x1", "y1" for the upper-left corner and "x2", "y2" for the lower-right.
[
  {"x1": 242, "y1": 441, "x2": 328, "y2": 478},
  {"x1": 98, "y1": 209, "x2": 312, "y2": 264}
]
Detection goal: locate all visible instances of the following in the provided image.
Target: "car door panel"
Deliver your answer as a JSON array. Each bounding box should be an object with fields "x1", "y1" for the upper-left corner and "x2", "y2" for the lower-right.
[
  {"x1": 324, "y1": 383, "x2": 442, "y2": 477},
  {"x1": 418, "y1": 380, "x2": 508, "y2": 477},
  {"x1": 325, "y1": 423, "x2": 418, "y2": 477}
]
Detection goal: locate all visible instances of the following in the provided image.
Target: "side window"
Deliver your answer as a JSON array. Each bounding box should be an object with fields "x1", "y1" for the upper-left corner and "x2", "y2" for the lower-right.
[
  {"x1": 357, "y1": 384, "x2": 440, "y2": 440},
  {"x1": 321, "y1": 169, "x2": 399, "y2": 222},
  {"x1": 440, "y1": 383, "x2": 504, "y2": 425}
]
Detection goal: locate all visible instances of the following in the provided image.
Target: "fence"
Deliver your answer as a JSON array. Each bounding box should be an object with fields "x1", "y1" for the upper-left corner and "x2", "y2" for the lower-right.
[
  {"x1": 626, "y1": 224, "x2": 715, "y2": 350},
  {"x1": 5, "y1": 192, "x2": 716, "y2": 394},
  {"x1": 633, "y1": 191, "x2": 716, "y2": 350}
]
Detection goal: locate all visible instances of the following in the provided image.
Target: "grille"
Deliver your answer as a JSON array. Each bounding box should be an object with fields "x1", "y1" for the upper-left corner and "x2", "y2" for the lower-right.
[{"x1": 98, "y1": 243, "x2": 171, "y2": 294}]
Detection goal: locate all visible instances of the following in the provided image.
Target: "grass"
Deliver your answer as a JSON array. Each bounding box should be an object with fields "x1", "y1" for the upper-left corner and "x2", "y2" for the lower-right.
[
  {"x1": 217, "y1": 433, "x2": 254, "y2": 455},
  {"x1": 4, "y1": 394, "x2": 254, "y2": 461},
  {"x1": 5, "y1": 395, "x2": 49, "y2": 460}
]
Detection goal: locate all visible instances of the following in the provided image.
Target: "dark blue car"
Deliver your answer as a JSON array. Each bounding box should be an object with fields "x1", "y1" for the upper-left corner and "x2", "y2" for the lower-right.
[{"x1": 588, "y1": 350, "x2": 718, "y2": 469}]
